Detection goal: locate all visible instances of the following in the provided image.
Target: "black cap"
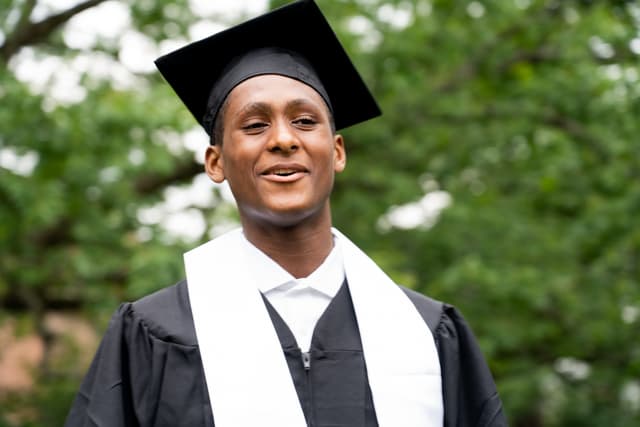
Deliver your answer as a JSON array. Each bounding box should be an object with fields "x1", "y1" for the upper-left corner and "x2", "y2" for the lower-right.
[
  {"x1": 202, "y1": 46, "x2": 334, "y2": 135},
  {"x1": 154, "y1": 0, "x2": 381, "y2": 136}
]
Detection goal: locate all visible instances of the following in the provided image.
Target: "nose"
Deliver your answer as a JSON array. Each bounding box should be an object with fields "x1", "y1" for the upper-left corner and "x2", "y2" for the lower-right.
[{"x1": 267, "y1": 120, "x2": 299, "y2": 153}]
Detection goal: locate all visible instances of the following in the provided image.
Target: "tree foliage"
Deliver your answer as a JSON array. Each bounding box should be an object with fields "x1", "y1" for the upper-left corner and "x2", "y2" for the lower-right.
[{"x1": 1, "y1": 0, "x2": 639, "y2": 426}]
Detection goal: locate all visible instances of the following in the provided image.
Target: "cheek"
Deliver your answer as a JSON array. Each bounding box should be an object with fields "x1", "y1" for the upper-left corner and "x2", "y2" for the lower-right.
[
  {"x1": 319, "y1": 156, "x2": 338, "y2": 187},
  {"x1": 222, "y1": 154, "x2": 257, "y2": 193}
]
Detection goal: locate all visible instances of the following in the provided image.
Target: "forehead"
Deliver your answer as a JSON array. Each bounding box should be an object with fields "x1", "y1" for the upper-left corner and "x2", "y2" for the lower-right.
[{"x1": 225, "y1": 74, "x2": 329, "y2": 113}]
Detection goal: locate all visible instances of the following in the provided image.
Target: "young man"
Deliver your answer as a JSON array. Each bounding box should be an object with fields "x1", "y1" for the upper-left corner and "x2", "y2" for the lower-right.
[{"x1": 65, "y1": 1, "x2": 507, "y2": 426}]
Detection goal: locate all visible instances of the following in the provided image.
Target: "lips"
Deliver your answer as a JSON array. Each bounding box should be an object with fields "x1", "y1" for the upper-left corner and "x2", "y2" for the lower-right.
[
  {"x1": 260, "y1": 163, "x2": 309, "y2": 182},
  {"x1": 269, "y1": 168, "x2": 299, "y2": 176}
]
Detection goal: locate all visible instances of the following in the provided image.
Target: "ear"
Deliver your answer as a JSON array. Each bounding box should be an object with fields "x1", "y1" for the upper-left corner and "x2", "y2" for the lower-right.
[
  {"x1": 333, "y1": 134, "x2": 346, "y2": 173},
  {"x1": 205, "y1": 145, "x2": 226, "y2": 183}
]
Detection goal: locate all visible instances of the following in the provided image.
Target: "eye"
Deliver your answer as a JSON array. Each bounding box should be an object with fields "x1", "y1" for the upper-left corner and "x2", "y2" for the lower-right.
[
  {"x1": 292, "y1": 116, "x2": 317, "y2": 128},
  {"x1": 241, "y1": 121, "x2": 268, "y2": 133}
]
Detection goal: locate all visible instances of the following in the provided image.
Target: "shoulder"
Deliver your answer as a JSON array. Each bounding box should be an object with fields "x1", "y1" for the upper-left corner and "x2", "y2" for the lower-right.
[
  {"x1": 120, "y1": 279, "x2": 197, "y2": 346},
  {"x1": 399, "y1": 285, "x2": 445, "y2": 336},
  {"x1": 132, "y1": 279, "x2": 191, "y2": 317},
  {"x1": 400, "y1": 285, "x2": 444, "y2": 313},
  {"x1": 397, "y1": 286, "x2": 476, "y2": 347}
]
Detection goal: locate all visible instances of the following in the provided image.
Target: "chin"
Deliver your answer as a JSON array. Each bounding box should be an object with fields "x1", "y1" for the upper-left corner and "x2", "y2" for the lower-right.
[
  {"x1": 242, "y1": 202, "x2": 329, "y2": 229},
  {"x1": 263, "y1": 209, "x2": 317, "y2": 229}
]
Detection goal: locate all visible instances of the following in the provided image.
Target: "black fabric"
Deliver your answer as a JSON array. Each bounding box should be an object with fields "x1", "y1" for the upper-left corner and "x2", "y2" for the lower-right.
[
  {"x1": 64, "y1": 282, "x2": 212, "y2": 427},
  {"x1": 203, "y1": 47, "x2": 332, "y2": 135},
  {"x1": 400, "y1": 286, "x2": 508, "y2": 427},
  {"x1": 65, "y1": 280, "x2": 508, "y2": 427},
  {"x1": 435, "y1": 306, "x2": 509, "y2": 427},
  {"x1": 263, "y1": 280, "x2": 378, "y2": 427}
]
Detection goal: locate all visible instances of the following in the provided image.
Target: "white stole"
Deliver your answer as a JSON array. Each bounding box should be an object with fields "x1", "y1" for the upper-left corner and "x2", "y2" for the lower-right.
[{"x1": 184, "y1": 228, "x2": 443, "y2": 427}]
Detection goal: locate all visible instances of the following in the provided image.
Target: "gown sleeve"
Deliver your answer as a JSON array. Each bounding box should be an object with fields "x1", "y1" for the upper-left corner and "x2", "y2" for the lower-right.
[
  {"x1": 64, "y1": 304, "x2": 140, "y2": 427},
  {"x1": 437, "y1": 305, "x2": 508, "y2": 427},
  {"x1": 401, "y1": 287, "x2": 508, "y2": 427},
  {"x1": 65, "y1": 281, "x2": 213, "y2": 427}
]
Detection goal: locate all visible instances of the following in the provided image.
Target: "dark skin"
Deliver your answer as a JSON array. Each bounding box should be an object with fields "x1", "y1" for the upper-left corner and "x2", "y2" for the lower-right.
[{"x1": 204, "y1": 75, "x2": 346, "y2": 278}]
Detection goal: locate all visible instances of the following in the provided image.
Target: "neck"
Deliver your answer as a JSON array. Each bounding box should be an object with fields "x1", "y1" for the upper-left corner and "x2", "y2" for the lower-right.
[{"x1": 241, "y1": 212, "x2": 334, "y2": 279}]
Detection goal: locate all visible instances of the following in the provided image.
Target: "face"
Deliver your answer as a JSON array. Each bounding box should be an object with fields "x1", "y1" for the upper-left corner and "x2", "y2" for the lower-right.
[{"x1": 205, "y1": 75, "x2": 346, "y2": 230}]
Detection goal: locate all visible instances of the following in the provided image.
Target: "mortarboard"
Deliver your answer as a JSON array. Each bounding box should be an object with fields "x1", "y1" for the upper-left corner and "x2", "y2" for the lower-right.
[{"x1": 154, "y1": 0, "x2": 381, "y2": 137}]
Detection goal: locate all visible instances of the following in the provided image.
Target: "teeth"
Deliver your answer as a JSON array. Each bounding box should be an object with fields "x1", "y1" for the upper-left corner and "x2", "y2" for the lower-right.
[{"x1": 274, "y1": 169, "x2": 296, "y2": 176}]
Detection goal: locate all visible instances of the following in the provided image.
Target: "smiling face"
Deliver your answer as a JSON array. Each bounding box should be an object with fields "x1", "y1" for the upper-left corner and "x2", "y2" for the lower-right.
[{"x1": 205, "y1": 74, "x2": 346, "y2": 231}]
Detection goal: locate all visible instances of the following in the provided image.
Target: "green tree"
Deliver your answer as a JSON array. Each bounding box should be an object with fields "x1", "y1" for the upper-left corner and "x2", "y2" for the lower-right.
[
  {"x1": 1, "y1": 0, "x2": 639, "y2": 426},
  {"x1": 330, "y1": 1, "x2": 640, "y2": 426}
]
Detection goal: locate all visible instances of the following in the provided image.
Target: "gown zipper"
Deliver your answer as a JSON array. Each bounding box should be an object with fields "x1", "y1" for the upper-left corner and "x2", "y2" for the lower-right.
[
  {"x1": 301, "y1": 351, "x2": 314, "y2": 426},
  {"x1": 302, "y1": 351, "x2": 311, "y2": 370}
]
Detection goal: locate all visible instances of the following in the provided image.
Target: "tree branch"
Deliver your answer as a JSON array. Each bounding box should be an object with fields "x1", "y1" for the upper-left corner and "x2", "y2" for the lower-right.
[
  {"x1": 14, "y1": 0, "x2": 38, "y2": 36},
  {"x1": 412, "y1": 108, "x2": 609, "y2": 159},
  {"x1": 542, "y1": 114, "x2": 610, "y2": 160},
  {"x1": 435, "y1": 2, "x2": 560, "y2": 93},
  {"x1": 0, "y1": 0, "x2": 108, "y2": 62},
  {"x1": 30, "y1": 217, "x2": 73, "y2": 247},
  {"x1": 134, "y1": 160, "x2": 204, "y2": 195}
]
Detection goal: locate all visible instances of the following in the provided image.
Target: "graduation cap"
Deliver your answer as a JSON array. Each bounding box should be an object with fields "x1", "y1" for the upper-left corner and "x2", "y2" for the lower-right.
[{"x1": 154, "y1": 0, "x2": 381, "y2": 138}]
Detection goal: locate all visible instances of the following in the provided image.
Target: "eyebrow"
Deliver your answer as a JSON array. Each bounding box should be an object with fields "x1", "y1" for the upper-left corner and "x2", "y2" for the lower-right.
[
  {"x1": 236, "y1": 98, "x2": 327, "y2": 119},
  {"x1": 285, "y1": 98, "x2": 330, "y2": 119},
  {"x1": 285, "y1": 98, "x2": 319, "y2": 110},
  {"x1": 237, "y1": 102, "x2": 273, "y2": 117}
]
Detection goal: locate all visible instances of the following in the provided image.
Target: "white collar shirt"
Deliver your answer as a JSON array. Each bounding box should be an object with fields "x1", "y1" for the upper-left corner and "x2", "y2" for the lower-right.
[{"x1": 240, "y1": 232, "x2": 345, "y2": 352}]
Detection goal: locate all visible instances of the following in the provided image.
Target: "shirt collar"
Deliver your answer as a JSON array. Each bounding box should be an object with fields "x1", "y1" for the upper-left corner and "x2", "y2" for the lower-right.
[{"x1": 240, "y1": 231, "x2": 345, "y2": 298}]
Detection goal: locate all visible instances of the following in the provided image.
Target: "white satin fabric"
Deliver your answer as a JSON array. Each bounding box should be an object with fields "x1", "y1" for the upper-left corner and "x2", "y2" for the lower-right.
[{"x1": 184, "y1": 227, "x2": 443, "y2": 427}]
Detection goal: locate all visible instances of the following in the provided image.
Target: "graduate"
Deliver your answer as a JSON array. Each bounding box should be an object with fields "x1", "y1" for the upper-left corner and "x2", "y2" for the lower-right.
[{"x1": 65, "y1": 1, "x2": 507, "y2": 426}]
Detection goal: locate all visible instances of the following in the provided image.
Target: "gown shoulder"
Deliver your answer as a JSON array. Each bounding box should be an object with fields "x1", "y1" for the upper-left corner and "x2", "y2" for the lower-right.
[
  {"x1": 400, "y1": 285, "x2": 509, "y2": 427},
  {"x1": 129, "y1": 279, "x2": 197, "y2": 346},
  {"x1": 400, "y1": 285, "x2": 445, "y2": 335},
  {"x1": 65, "y1": 280, "x2": 212, "y2": 427}
]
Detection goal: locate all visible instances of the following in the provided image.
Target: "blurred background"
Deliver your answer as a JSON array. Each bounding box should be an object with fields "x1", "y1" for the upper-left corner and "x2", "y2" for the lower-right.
[{"x1": 1, "y1": 0, "x2": 639, "y2": 425}]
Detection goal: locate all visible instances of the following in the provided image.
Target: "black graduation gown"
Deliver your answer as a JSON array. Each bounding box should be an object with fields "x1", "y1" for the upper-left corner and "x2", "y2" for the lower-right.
[
  {"x1": 264, "y1": 281, "x2": 378, "y2": 426},
  {"x1": 65, "y1": 280, "x2": 507, "y2": 427}
]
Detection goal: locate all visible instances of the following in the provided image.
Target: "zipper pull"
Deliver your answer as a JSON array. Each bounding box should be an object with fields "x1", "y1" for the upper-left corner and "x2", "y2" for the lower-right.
[{"x1": 301, "y1": 352, "x2": 311, "y2": 371}]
